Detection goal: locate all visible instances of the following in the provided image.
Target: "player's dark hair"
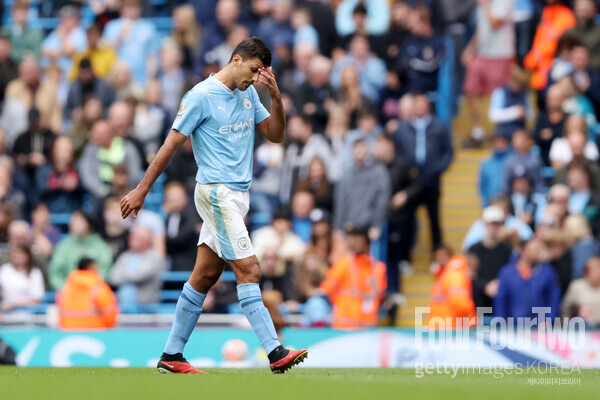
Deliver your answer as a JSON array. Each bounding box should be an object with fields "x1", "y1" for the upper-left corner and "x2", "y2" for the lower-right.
[{"x1": 229, "y1": 37, "x2": 272, "y2": 67}]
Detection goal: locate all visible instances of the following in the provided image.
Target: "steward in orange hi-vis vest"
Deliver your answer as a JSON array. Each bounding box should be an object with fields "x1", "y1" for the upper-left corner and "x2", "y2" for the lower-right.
[
  {"x1": 321, "y1": 253, "x2": 387, "y2": 329},
  {"x1": 56, "y1": 258, "x2": 119, "y2": 329},
  {"x1": 427, "y1": 254, "x2": 476, "y2": 329},
  {"x1": 524, "y1": 4, "x2": 576, "y2": 90}
]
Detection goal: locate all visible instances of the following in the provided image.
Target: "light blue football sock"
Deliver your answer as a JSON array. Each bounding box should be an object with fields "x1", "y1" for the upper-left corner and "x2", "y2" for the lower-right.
[
  {"x1": 163, "y1": 282, "x2": 206, "y2": 355},
  {"x1": 237, "y1": 283, "x2": 281, "y2": 354}
]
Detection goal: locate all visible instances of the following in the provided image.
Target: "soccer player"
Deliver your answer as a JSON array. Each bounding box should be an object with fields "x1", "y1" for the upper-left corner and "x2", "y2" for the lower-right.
[{"x1": 120, "y1": 37, "x2": 308, "y2": 374}]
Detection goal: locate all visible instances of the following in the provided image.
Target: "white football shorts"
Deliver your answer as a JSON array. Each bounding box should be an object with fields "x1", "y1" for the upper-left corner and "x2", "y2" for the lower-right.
[{"x1": 194, "y1": 183, "x2": 255, "y2": 260}]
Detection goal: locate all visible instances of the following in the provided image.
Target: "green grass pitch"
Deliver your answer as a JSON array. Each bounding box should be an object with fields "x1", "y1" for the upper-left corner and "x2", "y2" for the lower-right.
[{"x1": 1, "y1": 367, "x2": 599, "y2": 400}]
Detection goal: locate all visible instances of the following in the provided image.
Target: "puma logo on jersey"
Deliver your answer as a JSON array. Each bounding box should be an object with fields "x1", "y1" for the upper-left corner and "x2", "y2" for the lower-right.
[{"x1": 217, "y1": 106, "x2": 226, "y2": 113}]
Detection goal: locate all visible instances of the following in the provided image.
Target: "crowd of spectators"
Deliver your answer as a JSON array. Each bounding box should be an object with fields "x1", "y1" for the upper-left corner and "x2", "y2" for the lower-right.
[
  {"x1": 471, "y1": 0, "x2": 600, "y2": 328},
  {"x1": 0, "y1": 0, "x2": 599, "y2": 330}
]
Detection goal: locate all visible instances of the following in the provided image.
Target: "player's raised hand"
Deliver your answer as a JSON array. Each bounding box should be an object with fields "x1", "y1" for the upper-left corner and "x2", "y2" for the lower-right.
[
  {"x1": 258, "y1": 67, "x2": 280, "y2": 97},
  {"x1": 120, "y1": 188, "x2": 146, "y2": 220}
]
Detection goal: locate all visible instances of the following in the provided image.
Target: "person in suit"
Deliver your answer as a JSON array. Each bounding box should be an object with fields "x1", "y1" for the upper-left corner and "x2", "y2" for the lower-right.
[{"x1": 393, "y1": 93, "x2": 453, "y2": 252}]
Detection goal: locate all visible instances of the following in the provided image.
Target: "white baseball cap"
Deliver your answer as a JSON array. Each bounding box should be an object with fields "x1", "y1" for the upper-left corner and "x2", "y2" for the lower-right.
[{"x1": 482, "y1": 206, "x2": 505, "y2": 224}]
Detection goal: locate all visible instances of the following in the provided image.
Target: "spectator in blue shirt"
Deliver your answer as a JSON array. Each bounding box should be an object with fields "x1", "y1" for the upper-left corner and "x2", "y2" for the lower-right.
[
  {"x1": 335, "y1": 0, "x2": 391, "y2": 37},
  {"x1": 479, "y1": 132, "x2": 513, "y2": 207},
  {"x1": 103, "y1": 0, "x2": 159, "y2": 85},
  {"x1": 291, "y1": 191, "x2": 315, "y2": 243},
  {"x1": 330, "y1": 35, "x2": 387, "y2": 103},
  {"x1": 494, "y1": 238, "x2": 562, "y2": 321},
  {"x1": 256, "y1": 0, "x2": 295, "y2": 53},
  {"x1": 291, "y1": 7, "x2": 319, "y2": 49},
  {"x1": 41, "y1": 6, "x2": 87, "y2": 82}
]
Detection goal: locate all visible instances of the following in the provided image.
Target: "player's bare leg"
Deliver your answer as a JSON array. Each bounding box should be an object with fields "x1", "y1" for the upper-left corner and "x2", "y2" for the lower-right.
[
  {"x1": 228, "y1": 256, "x2": 308, "y2": 374},
  {"x1": 158, "y1": 244, "x2": 225, "y2": 374}
]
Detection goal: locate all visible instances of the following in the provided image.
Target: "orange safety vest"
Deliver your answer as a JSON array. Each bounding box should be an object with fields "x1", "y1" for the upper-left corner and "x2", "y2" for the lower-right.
[
  {"x1": 524, "y1": 5, "x2": 576, "y2": 90},
  {"x1": 427, "y1": 255, "x2": 476, "y2": 329},
  {"x1": 56, "y1": 269, "x2": 119, "y2": 329},
  {"x1": 320, "y1": 254, "x2": 387, "y2": 329}
]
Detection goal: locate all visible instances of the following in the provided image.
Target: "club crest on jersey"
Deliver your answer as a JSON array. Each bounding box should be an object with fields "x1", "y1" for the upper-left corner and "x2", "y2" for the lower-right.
[
  {"x1": 238, "y1": 237, "x2": 250, "y2": 250},
  {"x1": 243, "y1": 98, "x2": 252, "y2": 109}
]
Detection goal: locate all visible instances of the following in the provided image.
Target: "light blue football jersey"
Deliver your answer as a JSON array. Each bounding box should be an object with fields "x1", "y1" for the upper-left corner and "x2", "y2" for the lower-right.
[{"x1": 171, "y1": 74, "x2": 270, "y2": 191}]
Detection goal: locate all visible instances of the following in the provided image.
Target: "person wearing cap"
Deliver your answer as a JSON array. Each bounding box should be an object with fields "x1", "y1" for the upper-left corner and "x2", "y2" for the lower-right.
[
  {"x1": 467, "y1": 205, "x2": 512, "y2": 309},
  {"x1": 103, "y1": 0, "x2": 158, "y2": 84},
  {"x1": 49, "y1": 210, "x2": 113, "y2": 289},
  {"x1": 462, "y1": 195, "x2": 533, "y2": 250},
  {"x1": 40, "y1": 5, "x2": 87, "y2": 80},
  {"x1": 69, "y1": 24, "x2": 117, "y2": 82},
  {"x1": 320, "y1": 225, "x2": 387, "y2": 329},
  {"x1": 500, "y1": 129, "x2": 544, "y2": 195},
  {"x1": 479, "y1": 131, "x2": 513, "y2": 207},
  {"x1": 65, "y1": 57, "x2": 116, "y2": 119}
]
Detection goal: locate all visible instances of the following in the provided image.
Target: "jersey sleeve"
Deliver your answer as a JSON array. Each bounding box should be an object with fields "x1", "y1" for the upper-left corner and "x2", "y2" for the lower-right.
[
  {"x1": 252, "y1": 86, "x2": 270, "y2": 124},
  {"x1": 171, "y1": 89, "x2": 206, "y2": 137}
]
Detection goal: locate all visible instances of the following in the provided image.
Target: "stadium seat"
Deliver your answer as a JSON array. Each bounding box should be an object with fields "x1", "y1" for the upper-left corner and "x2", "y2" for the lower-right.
[{"x1": 435, "y1": 36, "x2": 456, "y2": 128}]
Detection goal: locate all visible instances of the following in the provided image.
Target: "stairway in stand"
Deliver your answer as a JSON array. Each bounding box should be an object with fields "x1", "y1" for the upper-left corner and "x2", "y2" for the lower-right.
[{"x1": 395, "y1": 98, "x2": 494, "y2": 327}]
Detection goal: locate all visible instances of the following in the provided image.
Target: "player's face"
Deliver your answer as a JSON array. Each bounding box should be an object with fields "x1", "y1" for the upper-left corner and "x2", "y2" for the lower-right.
[{"x1": 233, "y1": 56, "x2": 265, "y2": 91}]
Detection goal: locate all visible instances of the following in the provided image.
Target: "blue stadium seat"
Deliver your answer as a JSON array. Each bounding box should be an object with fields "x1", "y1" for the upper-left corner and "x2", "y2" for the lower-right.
[
  {"x1": 435, "y1": 36, "x2": 456, "y2": 128},
  {"x1": 50, "y1": 213, "x2": 71, "y2": 226},
  {"x1": 42, "y1": 291, "x2": 56, "y2": 304},
  {"x1": 249, "y1": 212, "x2": 272, "y2": 231}
]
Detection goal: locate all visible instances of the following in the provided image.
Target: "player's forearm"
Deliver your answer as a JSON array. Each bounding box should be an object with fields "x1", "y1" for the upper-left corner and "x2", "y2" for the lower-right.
[
  {"x1": 267, "y1": 94, "x2": 285, "y2": 143},
  {"x1": 135, "y1": 130, "x2": 185, "y2": 194}
]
